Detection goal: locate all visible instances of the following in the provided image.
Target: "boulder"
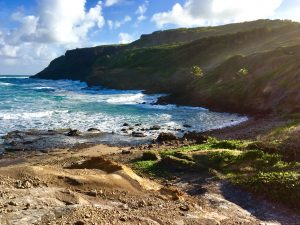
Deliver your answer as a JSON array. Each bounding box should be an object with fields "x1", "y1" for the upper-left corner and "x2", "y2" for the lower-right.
[
  {"x1": 150, "y1": 125, "x2": 161, "y2": 130},
  {"x1": 132, "y1": 132, "x2": 146, "y2": 137},
  {"x1": 87, "y1": 128, "x2": 101, "y2": 132},
  {"x1": 156, "y1": 132, "x2": 178, "y2": 143},
  {"x1": 141, "y1": 151, "x2": 160, "y2": 161},
  {"x1": 122, "y1": 149, "x2": 131, "y2": 154},
  {"x1": 66, "y1": 129, "x2": 80, "y2": 137},
  {"x1": 182, "y1": 132, "x2": 208, "y2": 144}
]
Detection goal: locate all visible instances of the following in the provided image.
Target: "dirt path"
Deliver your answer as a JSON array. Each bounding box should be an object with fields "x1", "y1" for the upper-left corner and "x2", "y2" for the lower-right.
[{"x1": 0, "y1": 145, "x2": 299, "y2": 225}]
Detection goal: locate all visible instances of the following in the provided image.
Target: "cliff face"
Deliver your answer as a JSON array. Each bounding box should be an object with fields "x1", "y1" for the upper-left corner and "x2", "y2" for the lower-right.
[{"x1": 34, "y1": 19, "x2": 300, "y2": 115}]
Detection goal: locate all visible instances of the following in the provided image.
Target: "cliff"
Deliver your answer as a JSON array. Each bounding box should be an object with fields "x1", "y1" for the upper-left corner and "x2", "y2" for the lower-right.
[{"x1": 34, "y1": 19, "x2": 300, "y2": 115}]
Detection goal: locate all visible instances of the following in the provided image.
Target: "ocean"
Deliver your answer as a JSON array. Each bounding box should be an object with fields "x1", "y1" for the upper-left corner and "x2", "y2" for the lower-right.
[{"x1": 0, "y1": 75, "x2": 247, "y2": 140}]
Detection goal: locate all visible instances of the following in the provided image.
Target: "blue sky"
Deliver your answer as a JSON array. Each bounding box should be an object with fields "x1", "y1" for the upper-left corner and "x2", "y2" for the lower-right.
[{"x1": 0, "y1": 0, "x2": 299, "y2": 75}]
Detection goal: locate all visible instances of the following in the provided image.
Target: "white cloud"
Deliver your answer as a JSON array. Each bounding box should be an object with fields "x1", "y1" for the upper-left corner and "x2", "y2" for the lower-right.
[
  {"x1": 0, "y1": 0, "x2": 105, "y2": 74},
  {"x1": 104, "y1": 0, "x2": 121, "y2": 7},
  {"x1": 152, "y1": 0, "x2": 283, "y2": 28},
  {"x1": 136, "y1": 1, "x2": 149, "y2": 22},
  {"x1": 118, "y1": 32, "x2": 134, "y2": 44},
  {"x1": 108, "y1": 15, "x2": 132, "y2": 30}
]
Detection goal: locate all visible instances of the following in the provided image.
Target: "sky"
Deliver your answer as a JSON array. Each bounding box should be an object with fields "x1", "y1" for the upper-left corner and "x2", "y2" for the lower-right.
[{"x1": 0, "y1": 0, "x2": 300, "y2": 75}]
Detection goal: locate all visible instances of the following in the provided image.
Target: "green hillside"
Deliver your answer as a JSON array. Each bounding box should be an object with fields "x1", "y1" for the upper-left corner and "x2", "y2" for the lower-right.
[{"x1": 34, "y1": 19, "x2": 300, "y2": 115}]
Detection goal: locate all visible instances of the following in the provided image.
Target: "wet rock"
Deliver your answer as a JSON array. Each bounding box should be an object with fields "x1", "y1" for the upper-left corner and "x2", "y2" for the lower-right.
[
  {"x1": 182, "y1": 132, "x2": 208, "y2": 144},
  {"x1": 123, "y1": 123, "x2": 129, "y2": 126},
  {"x1": 156, "y1": 132, "x2": 178, "y2": 143},
  {"x1": 183, "y1": 124, "x2": 192, "y2": 128},
  {"x1": 135, "y1": 123, "x2": 142, "y2": 126},
  {"x1": 132, "y1": 132, "x2": 146, "y2": 137},
  {"x1": 66, "y1": 129, "x2": 80, "y2": 137},
  {"x1": 87, "y1": 128, "x2": 101, "y2": 132},
  {"x1": 150, "y1": 125, "x2": 161, "y2": 130},
  {"x1": 5, "y1": 146, "x2": 25, "y2": 152}
]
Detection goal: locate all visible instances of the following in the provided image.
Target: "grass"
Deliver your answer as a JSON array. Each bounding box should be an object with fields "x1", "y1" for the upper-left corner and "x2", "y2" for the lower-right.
[{"x1": 130, "y1": 138, "x2": 300, "y2": 211}]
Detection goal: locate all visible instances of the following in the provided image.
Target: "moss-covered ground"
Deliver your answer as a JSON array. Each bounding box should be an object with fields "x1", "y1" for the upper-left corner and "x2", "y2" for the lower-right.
[{"x1": 131, "y1": 137, "x2": 300, "y2": 211}]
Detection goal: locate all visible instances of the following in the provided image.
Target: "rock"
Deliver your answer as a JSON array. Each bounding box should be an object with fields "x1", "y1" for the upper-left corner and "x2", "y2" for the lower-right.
[
  {"x1": 23, "y1": 180, "x2": 32, "y2": 188},
  {"x1": 138, "y1": 200, "x2": 146, "y2": 207},
  {"x1": 132, "y1": 132, "x2": 146, "y2": 137},
  {"x1": 8, "y1": 201, "x2": 18, "y2": 206},
  {"x1": 66, "y1": 129, "x2": 80, "y2": 137},
  {"x1": 159, "y1": 155, "x2": 196, "y2": 171},
  {"x1": 179, "y1": 205, "x2": 190, "y2": 211},
  {"x1": 74, "y1": 221, "x2": 85, "y2": 225},
  {"x1": 123, "y1": 123, "x2": 129, "y2": 126},
  {"x1": 119, "y1": 216, "x2": 127, "y2": 222},
  {"x1": 183, "y1": 124, "x2": 192, "y2": 128},
  {"x1": 86, "y1": 190, "x2": 97, "y2": 197},
  {"x1": 135, "y1": 123, "x2": 142, "y2": 126},
  {"x1": 87, "y1": 128, "x2": 101, "y2": 132},
  {"x1": 156, "y1": 132, "x2": 177, "y2": 143},
  {"x1": 182, "y1": 132, "x2": 208, "y2": 144},
  {"x1": 121, "y1": 128, "x2": 127, "y2": 131},
  {"x1": 122, "y1": 149, "x2": 131, "y2": 154},
  {"x1": 141, "y1": 151, "x2": 160, "y2": 161},
  {"x1": 5, "y1": 146, "x2": 25, "y2": 152},
  {"x1": 150, "y1": 125, "x2": 161, "y2": 130},
  {"x1": 160, "y1": 187, "x2": 184, "y2": 201}
]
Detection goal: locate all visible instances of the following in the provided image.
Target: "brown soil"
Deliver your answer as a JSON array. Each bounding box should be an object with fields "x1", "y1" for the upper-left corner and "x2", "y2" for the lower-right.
[{"x1": 0, "y1": 143, "x2": 299, "y2": 225}]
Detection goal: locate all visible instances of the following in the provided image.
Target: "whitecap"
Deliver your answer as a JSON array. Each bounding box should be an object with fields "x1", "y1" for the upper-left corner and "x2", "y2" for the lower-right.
[
  {"x1": 0, "y1": 111, "x2": 54, "y2": 120},
  {"x1": 0, "y1": 82, "x2": 14, "y2": 86},
  {"x1": 0, "y1": 76, "x2": 28, "y2": 79},
  {"x1": 106, "y1": 93, "x2": 146, "y2": 104}
]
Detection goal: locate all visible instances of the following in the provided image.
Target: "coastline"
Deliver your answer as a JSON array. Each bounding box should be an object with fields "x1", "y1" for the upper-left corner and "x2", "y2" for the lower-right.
[{"x1": 0, "y1": 118, "x2": 299, "y2": 224}]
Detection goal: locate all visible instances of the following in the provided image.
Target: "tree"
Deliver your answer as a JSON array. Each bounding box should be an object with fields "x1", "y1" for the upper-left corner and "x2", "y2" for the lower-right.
[
  {"x1": 191, "y1": 65, "x2": 204, "y2": 78},
  {"x1": 238, "y1": 68, "x2": 249, "y2": 76}
]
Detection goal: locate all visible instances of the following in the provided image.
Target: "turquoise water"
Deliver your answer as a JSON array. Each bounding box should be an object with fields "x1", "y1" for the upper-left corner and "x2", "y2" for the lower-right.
[{"x1": 0, "y1": 75, "x2": 247, "y2": 138}]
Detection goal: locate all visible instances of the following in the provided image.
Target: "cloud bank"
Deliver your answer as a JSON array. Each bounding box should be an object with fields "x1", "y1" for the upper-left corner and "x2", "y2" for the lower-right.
[
  {"x1": 152, "y1": 0, "x2": 283, "y2": 28},
  {"x1": 0, "y1": 0, "x2": 105, "y2": 74}
]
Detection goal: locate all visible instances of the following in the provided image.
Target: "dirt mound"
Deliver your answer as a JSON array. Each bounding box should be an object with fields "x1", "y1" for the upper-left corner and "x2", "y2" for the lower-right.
[{"x1": 67, "y1": 157, "x2": 123, "y2": 173}]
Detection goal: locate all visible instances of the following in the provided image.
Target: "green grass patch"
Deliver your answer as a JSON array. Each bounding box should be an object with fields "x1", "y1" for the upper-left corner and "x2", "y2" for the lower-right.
[
  {"x1": 131, "y1": 160, "x2": 162, "y2": 177},
  {"x1": 232, "y1": 171, "x2": 300, "y2": 210}
]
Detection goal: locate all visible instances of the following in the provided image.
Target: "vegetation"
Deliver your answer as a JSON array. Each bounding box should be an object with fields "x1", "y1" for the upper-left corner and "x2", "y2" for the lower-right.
[
  {"x1": 191, "y1": 66, "x2": 204, "y2": 78},
  {"x1": 34, "y1": 19, "x2": 300, "y2": 115},
  {"x1": 237, "y1": 68, "x2": 249, "y2": 76},
  {"x1": 131, "y1": 138, "x2": 300, "y2": 211}
]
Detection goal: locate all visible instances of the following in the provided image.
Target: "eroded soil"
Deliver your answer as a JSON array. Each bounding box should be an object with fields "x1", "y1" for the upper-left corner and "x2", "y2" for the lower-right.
[{"x1": 0, "y1": 144, "x2": 299, "y2": 225}]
